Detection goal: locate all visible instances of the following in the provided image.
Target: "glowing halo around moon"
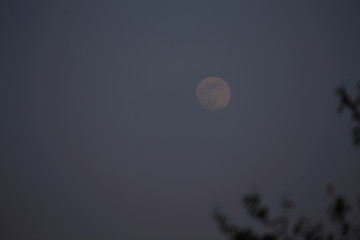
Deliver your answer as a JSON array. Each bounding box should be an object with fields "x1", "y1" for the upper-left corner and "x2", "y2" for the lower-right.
[{"x1": 196, "y1": 76, "x2": 231, "y2": 111}]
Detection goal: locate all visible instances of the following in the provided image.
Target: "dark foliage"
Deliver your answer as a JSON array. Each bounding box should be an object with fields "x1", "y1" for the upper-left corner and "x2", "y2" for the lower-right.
[
  {"x1": 336, "y1": 83, "x2": 360, "y2": 146},
  {"x1": 213, "y1": 186, "x2": 360, "y2": 240},
  {"x1": 212, "y1": 84, "x2": 360, "y2": 240}
]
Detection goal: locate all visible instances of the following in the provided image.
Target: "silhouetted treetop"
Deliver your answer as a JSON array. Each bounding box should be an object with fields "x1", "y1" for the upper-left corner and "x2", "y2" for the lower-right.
[
  {"x1": 336, "y1": 83, "x2": 360, "y2": 146},
  {"x1": 213, "y1": 85, "x2": 360, "y2": 240},
  {"x1": 213, "y1": 187, "x2": 360, "y2": 240}
]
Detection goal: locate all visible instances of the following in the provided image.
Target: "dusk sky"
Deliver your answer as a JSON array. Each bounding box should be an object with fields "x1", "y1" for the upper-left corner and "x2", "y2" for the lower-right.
[{"x1": 1, "y1": 1, "x2": 360, "y2": 240}]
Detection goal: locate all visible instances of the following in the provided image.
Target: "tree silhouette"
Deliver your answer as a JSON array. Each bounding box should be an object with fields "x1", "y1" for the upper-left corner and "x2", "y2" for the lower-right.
[
  {"x1": 336, "y1": 83, "x2": 360, "y2": 146},
  {"x1": 213, "y1": 186, "x2": 360, "y2": 240},
  {"x1": 213, "y1": 84, "x2": 360, "y2": 240}
]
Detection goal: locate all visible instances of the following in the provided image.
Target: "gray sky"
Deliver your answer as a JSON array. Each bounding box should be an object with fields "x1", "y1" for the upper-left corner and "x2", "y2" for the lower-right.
[{"x1": 1, "y1": 1, "x2": 359, "y2": 240}]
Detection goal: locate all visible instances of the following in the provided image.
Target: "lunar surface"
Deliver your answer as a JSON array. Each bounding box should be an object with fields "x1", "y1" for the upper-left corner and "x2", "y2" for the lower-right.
[{"x1": 196, "y1": 76, "x2": 231, "y2": 111}]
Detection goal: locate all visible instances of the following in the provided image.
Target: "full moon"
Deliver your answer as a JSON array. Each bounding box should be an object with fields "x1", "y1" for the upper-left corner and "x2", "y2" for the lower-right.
[{"x1": 196, "y1": 76, "x2": 231, "y2": 111}]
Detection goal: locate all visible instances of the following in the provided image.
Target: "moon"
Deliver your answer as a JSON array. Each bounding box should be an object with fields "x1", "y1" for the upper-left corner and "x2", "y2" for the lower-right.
[{"x1": 196, "y1": 76, "x2": 231, "y2": 111}]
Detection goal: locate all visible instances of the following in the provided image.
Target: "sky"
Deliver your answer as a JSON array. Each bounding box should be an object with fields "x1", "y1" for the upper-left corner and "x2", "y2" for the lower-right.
[{"x1": 1, "y1": 1, "x2": 360, "y2": 239}]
